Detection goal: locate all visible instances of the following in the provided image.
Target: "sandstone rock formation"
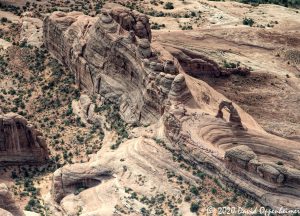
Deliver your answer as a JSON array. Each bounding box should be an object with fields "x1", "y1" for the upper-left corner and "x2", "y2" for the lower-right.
[
  {"x1": 103, "y1": 3, "x2": 152, "y2": 42},
  {"x1": 163, "y1": 93, "x2": 300, "y2": 209},
  {"x1": 168, "y1": 46, "x2": 250, "y2": 77},
  {"x1": 169, "y1": 47, "x2": 221, "y2": 77},
  {"x1": 43, "y1": 5, "x2": 300, "y2": 213},
  {"x1": 0, "y1": 113, "x2": 48, "y2": 165},
  {"x1": 43, "y1": 9, "x2": 177, "y2": 124},
  {"x1": 20, "y1": 16, "x2": 43, "y2": 47},
  {"x1": 0, "y1": 183, "x2": 24, "y2": 216},
  {"x1": 46, "y1": 137, "x2": 200, "y2": 216},
  {"x1": 71, "y1": 94, "x2": 101, "y2": 125},
  {"x1": 216, "y1": 100, "x2": 244, "y2": 129},
  {"x1": 52, "y1": 163, "x2": 112, "y2": 203},
  {"x1": 168, "y1": 74, "x2": 191, "y2": 102},
  {"x1": 0, "y1": 209, "x2": 14, "y2": 216}
]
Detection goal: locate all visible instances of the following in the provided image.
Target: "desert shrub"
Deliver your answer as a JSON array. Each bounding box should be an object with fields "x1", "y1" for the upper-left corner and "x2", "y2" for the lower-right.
[
  {"x1": 184, "y1": 195, "x2": 191, "y2": 202},
  {"x1": 277, "y1": 161, "x2": 284, "y2": 165},
  {"x1": 245, "y1": 200, "x2": 255, "y2": 208},
  {"x1": 151, "y1": 23, "x2": 166, "y2": 29},
  {"x1": 190, "y1": 186, "x2": 199, "y2": 195},
  {"x1": 1, "y1": 17, "x2": 8, "y2": 22},
  {"x1": 211, "y1": 188, "x2": 217, "y2": 194},
  {"x1": 190, "y1": 202, "x2": 200, "y2": 212},
  {"x1": 164, "y1": 2, "x2": 174, "y2": 9},
  {"x1": 195, "y1": 171, "x2": 206, "y2": 179},
  {"x1": 239, "y1": 0, "x2": 300, "y2": 8},
  {"x1": 243, "y1": 17, "x2": 255, "y2": 26},
  {"x1": 223, "y1": 60, "x2": 240, "y2": 68}
]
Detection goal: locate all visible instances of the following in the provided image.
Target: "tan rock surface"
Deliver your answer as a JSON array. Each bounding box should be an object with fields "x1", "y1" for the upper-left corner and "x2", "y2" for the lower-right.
[
  {"x1": 20, "y1": 16, "x2": 43, "y2": 47},
  {"x1": 42, "y1": 6, "x2": 300, "y2": 213},
  {"x1": 43, "y1": 10, "x2": 177, "y2": 125}
]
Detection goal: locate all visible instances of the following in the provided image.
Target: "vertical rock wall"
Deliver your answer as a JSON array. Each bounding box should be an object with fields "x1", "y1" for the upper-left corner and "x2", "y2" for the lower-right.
[
  {"x1": 43, "y1": 9, "x2": 180, "y2": 124},
  {"x1": 0, "y1": 113, "x2": 48, "y2": 165}
]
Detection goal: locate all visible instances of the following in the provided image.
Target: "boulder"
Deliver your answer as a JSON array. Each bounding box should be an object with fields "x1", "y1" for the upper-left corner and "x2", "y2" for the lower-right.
[
  {"x1": 168, "y1": 74, "x2": 191, "y2": 102},
  {"x1": 164, "y1": 60, "x2": 177, "y2": 74},
  {"x1": 225, "y1": 145, "x2": 256, "y2": 169},
  {"x1": 137, "y1": 39, "x2": 152, "y2": 58},
  {"x1": 150, "y1": 61, "x2": 164, "y2": 71},
  {"x1": 257, "y1": 164, "x2": 282, "y2": 183}
]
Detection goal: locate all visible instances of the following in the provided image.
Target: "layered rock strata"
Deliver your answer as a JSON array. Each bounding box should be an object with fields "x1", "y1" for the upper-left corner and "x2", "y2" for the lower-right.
[
  {"x1": 0, "y1": 113, "x2": 48, "y2": 165},
  {"x1": 52, "y1": 163, "x2": 113, "y2": 203},
  {"x1": 163, "y1": 90, "x2": 300, "y2": 209},
  {"x1": 44, "y1": 6, "x2": 300, "y2": 212},
  {"x1": 169, "y1": 46, "x2": 250, "y2": 77},
  {"x1": 43, "y1": 9, "x2": 177, "y2": 124},
  {"x1": 103, "y1": 3, "x2": 152, "y2": 42}
]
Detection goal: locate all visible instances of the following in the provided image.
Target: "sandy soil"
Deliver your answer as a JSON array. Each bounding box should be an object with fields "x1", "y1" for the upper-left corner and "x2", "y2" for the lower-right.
[{"x1": 150, "y1": 0, "x2": 300, "y2": 139}]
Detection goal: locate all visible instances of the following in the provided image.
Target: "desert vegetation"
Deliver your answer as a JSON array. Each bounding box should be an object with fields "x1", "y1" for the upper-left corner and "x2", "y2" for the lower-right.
[{"x1": 0, "y1": 0, "x2": 299, "y2": 215}]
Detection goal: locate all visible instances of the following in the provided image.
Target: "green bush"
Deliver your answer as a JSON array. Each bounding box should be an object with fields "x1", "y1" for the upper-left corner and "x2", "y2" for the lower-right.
[
  {"x1": 164, "y1": 2, "x2": 174, "y2": 9},
  {"x1": 190, "y1": 186, "x2": 199, "y2": 195},
  {"x1": 243, "y1": 17, "x2": 254, "y2": 26},
  {"x1": 211, "y1": 188, "x2": 217, "y2": 194},
  {"x1": 190, "y1": 202, "x2": 200, "y2": 212}
]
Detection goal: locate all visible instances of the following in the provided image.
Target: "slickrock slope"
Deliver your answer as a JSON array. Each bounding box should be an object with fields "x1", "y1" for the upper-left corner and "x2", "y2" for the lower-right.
[
  {"x1": 163, "y1": 84, "x2": 300, "y2": 209},
  {"x1": 43, "y1": 5, "x2": 300, "y2": 214},
  {"x1": 156, "y1": 28, "x2": 300, "y2": 139},
  {"x1": 0, "y1": 113, "x2": 48, "y2": 165}
]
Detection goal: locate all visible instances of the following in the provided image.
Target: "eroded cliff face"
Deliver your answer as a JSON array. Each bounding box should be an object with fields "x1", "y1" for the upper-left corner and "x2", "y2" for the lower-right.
[
  {"x1": 0, "y1": 113, "x2": 48, "y2": 165},
  {"x1": 43, "y1": 7, "x2": 177, "y2": 124},
  {"x1": 103, "y1": 3, "x2": 152, "y2": 42},
  {"x1": 43, "y1": 5, "x2": 300, "y2": 213}
]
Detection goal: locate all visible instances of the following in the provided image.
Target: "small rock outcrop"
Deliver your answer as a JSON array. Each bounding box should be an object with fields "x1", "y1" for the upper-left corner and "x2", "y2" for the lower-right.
[
  {"x1": 72, "y1": 94, "x2": 103, "y2": 125},
  {"x1": 0, "y1": 113, "x2": 48, "y2": 165},
  {"x1": 52, "y1": 163, "x2": 112, "y2": 203},
  {"x1": 104, "y1": 3, "x2": 152, "y2": 41},
  {"x1": 169, "y1": 47, "x2": 250, "y2": 77},
  {"x1": 216, "y1": 101, "x2": 243, "y2": 129},
  {"x1": 171, "y1": 48, "x2": 221, "y2": 77},
  {"x1": 20, "y1": 16, "x2": 43, "y2": 47},
  {"x1": 225, "y1": 145, "x2": 257, "y2": 169},
  {"x1": 225, "y1": 145, "x2": 300, "y2": 186},
  {"x1": 168, "y1": 74, "x2": 191, "y2": 102},
  {"x1": 0, "y1": 184, "x2": 24, "y2": 216}
]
